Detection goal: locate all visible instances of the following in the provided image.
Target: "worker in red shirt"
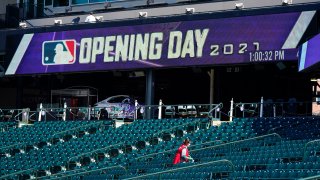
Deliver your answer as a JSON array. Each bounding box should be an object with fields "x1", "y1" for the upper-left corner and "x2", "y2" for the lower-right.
[{"x1": 173, "y1": 138, "x2": 194, "y2": 164}]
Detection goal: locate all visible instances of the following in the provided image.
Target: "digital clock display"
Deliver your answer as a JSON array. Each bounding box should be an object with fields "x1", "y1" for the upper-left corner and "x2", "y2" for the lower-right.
[{"x1": 249, "y1": 50, "x2": 286, "y2": 62}]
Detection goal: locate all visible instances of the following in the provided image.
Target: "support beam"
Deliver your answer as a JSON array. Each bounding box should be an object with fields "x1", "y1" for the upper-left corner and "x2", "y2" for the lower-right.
[
  {"x1": 145, "y1": 69, "x2": 154, "y2": 119},
  {"x1": 209, "y1": 69, "x2": 214, "y2": 104}
]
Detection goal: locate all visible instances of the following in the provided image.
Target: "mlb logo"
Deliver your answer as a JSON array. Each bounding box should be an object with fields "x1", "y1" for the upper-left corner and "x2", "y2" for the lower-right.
[{"x1": 42, "y1": 40, "x2": 76, "y2": 65}]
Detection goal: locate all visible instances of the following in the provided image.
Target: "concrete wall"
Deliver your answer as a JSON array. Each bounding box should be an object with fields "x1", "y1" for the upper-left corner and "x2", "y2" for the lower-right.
[{"x1": 26, "y1": 0, "x2": 320, "y2": 27}]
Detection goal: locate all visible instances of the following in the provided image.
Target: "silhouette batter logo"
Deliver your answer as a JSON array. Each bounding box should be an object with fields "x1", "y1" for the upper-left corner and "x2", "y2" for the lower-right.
[{"x1": 42, "y1": 40, "x2": 76, "y2": 65}]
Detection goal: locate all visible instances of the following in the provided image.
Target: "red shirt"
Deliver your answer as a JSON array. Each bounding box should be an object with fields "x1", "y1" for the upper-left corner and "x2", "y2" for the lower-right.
[{"x1": 173, "y1": 144, "x2": 189, "y2": 164}]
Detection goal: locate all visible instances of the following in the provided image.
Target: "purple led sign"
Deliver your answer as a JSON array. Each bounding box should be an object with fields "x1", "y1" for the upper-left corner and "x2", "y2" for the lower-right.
[
  {"x1": 6, "y1": 12, "x2": 311, "y2": 75},
  {"x1": 299, "y1": 33, "x2": 320, "y2": 72}
]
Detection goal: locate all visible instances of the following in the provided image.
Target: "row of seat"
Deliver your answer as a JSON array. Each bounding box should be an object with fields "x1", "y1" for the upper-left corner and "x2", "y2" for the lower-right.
[
  {"x1": 2, "y1": 116, "x2": 320, "y2": 179},
  {"x1": 110, "y1": 117, "x2": 320, "y2": 179},
  {"x1": 0, "y1": 118, "x2": 206, "y2": 178},
  {"x1": 0, "y1": 120, "x2": 101, "y2": 147}
]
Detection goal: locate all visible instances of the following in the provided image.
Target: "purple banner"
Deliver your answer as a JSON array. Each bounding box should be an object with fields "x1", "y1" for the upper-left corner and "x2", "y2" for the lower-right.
[
  {"x1": 6, "y1": 12, "x2": 306, "y2": 75},
  {"x1": 299, "y1": 33, "x2": 320, "y2": 71}
]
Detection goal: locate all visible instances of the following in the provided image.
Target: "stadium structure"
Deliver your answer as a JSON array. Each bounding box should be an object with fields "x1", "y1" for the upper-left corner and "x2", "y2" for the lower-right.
[{"x1": 2, "y1": 0, "x2": 320, "y2": 179}]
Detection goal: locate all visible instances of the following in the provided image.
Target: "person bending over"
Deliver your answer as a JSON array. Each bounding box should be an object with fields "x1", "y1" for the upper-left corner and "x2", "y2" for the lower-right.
[{"x1": 173, "y1": 138, "x2": 194, "y2": 164}]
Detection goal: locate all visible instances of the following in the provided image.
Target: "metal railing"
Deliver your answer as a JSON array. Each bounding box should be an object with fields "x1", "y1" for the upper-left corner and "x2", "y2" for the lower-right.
[
  {"x1": 0, "y1": 108, "x2": 25, "y2": 121},
  {"x1": 36, "y1": 166, "x2": 89, "y2": 180},
  {"x1": 46, "y1": 165, "x2": 126, "y2": 180},
  {"x1": 190, "y1": 133, "x2": 281, "y2": 154},
  {"x1": 38, "y1": 106, "x2": 101, "y2": 121},
  {"x1": 50, "y1": 120, "x2": 104, "y2": 140},
  {"x1": 2, "y1": 102, "x2": 221, "y2": 123},
  {"x1": 303, "y1": 139, "x2": 320, "y2": 161},
  {"x1": 140, "y1": 103, "x2": 222, "y2": 120},
  {"x1": 0, "y1": 142, "x2": 23, "y2": 154},
  {"x1": 136, "y1": 133, "x2": 281, "y2": 161},
  {"x1": 124, "y1": 159, "x2": 235, "y2": 180},
  {"x1": 68, "y1": 142, "x2": 124, "y2": 163},
  {"x1": 149, "y1": 118, "x2": 210, "y2": 138},
  {"x1": 0, "y1": 168, "x2": 35, "y2": 180},
  {"x1": 300, "y1": 175, "x2": 320, "y2": 180},
  {"x1": 28, "y1": 111, "x2": 38, "y2": 121},
  {"x1": 5, "y1": 99, "x2": 311, "y2": 122},
  {"x1": 233, "y1": 98, "x2": 312, "y2": 119}
]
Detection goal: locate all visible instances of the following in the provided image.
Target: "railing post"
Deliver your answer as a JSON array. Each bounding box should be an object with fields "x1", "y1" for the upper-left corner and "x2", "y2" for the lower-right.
[
  {"x1": 158, "y1": 99, "x2": 163, "y2": 120},
  {"x1": 229, "y1": 98, "x2": 234, "y2": 122},
  {"x1": 260, "y1": 96, "x2": 264, "y2": 118},
  {"x1": 63, "y1": 102, "x2": 67, "y2": 121},
  {"x1": 240, "y1": 104, "x2": 244, "y2": 118},
  {"x1": 22, "y1": 108, "x2": 30, "y2": 123},
  {"x1": 135, "y1": 100, "x2": 138, "y2": 120},
  {"x1": 38, "y1": 103, "x2": 43, "y2": 122},
  {"x1": 88, "y1": 106, "x2": 91, "y2": 120},
  {"x1": 214, "y1": 104, "x2": 218, "y2": 118},
  {"x1": 273, "y1": 104, "x2": 276, "y2": 117}
]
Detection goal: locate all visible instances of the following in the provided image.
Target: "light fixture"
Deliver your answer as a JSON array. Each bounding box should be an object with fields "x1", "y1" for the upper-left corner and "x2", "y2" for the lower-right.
[
  {"x1": 54, "y1": 19, "x2": 62, "y2": 25},
  {"x1": 95, "y1": 16, "x2": 104, "y2": 22},
  {"x1": 282, "y1": 0, "x2": 292, "y2": 5},
  {"x1": 129, "y1": 71, "x2": 145, "y2": 78},
  {"x1": 19, "y1": 22, "x2": 27, "y2": 28},
  {"x1": 240, "y1": 104, "x2": 244, "y2": 111},
  {"x1": 186, "y1": 7, "x2": 195, "y2": 14},
  {"x1": 104, "y1": 2, "x2": 111, "y2": 9},
  {"x1": 139, "y1": 12, "x2": 148, "y2": 18},
  {"x1": 71, "y1": 17, "x2": 80, "y2": 24},
  {"x1": 235, "y1": 3, "x2": 244, "y2": 9},
  {"x1": 146, "y1": 0, "x2": 154, "y2": 5},
  {"x1": 65, "y1": 6, "x2": 72, "y2": 13}
]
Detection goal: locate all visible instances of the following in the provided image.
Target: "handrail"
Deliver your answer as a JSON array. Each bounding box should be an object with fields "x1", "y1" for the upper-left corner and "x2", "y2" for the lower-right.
[
  {"x1": 49, "y1": 165, "x2": 127, "y2": 180},
  {"x1": 145, "y1": 103, "x2": 222, "y2": 107},
  {"x1": 303, "y1": 139, "x2": 320, "y2": 161},
  {"x1": 208, "y1": 103, "x2": 223, "y2": 115},
  {"x1": 40, "y1": 106, "x2": 100, "y2": 121},
  {"x1": 41, "y1": 108, "x2": 60, "y2": 120},
  {"x1": 0, "y1": 109, "x2": 20, "y2": 121},
  {"x1": 51, "y1": 120, "x2": 104, "y2": 138},
  {"x1": 68, "y1": 142, "x2": 124, "y2": 162},
  {"x1": 0, "y1": 168, "x2": 35, "y2": 179},
  {"x1": 13, "y1": 111, "x2": 23, "y2": 120},
  {"x1": 0, "y1": 142, "x2": 23, "y2": 151},
  {"x1": 134, "y1": 139, "x2": 221, "y2": 161},
  {"x1": 36, "y1": 166, "x2": 89, "y2": 180},
  {"x1": 0, "y1": 121, "x2": 104, "y2": 157},
  {"x1": 190, "y1": 133, "x2": 281, "y2": 153},
  {"x1": 135, "y1": 133, "x2": 281, "y2": 160},
  {"x1": 124, "y1": 159, "x2": 234, "y2": 180},
  {"x1": 234, "y1": 101, "x2": 312, "y2": 118},
  {"x1": 150, "y1": 118, "x2": 208, "y2": 137},
  {"x1": 299, "y1": 174, "x2": 320, "y2": 180}
]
